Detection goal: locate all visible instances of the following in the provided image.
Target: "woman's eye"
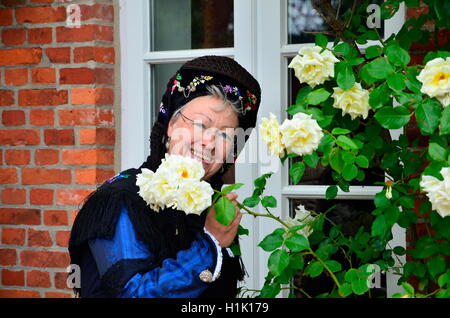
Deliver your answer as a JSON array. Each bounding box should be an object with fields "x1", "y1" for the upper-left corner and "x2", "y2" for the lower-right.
[{"x1": 193, "y1": 122, "x2": 205, "y2": 129}]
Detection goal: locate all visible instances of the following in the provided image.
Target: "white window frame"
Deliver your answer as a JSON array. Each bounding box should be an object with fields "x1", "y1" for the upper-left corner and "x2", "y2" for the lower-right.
[{"x1": 119, "y1": 0, "x2": 406, "y2": 298}]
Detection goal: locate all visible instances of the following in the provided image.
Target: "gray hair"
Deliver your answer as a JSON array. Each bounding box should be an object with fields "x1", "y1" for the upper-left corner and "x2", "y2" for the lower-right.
[{"x1": 172, "y1": 84, "x2": 243, "y2": 118}]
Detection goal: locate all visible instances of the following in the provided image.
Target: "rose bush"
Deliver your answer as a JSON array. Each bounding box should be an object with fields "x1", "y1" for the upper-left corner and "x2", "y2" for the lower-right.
[{"x1": 211, "y1": 0, "x2": 450, "y2": 298}]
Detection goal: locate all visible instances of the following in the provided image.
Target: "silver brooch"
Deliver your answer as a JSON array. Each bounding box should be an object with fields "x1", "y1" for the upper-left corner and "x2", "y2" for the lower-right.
[{"x1": 199, "y1": 269, "x2": 213, "y2": 283}]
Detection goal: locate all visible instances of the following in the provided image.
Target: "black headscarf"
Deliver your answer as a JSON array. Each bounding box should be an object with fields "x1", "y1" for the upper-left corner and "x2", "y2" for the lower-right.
[{"x1": 69, "y1": 56, "x2": 261, "y2": 298}]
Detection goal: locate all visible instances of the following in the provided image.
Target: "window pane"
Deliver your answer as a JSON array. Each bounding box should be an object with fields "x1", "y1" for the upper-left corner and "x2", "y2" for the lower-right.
[
  {"x1": 151, "y1": 0, "x2": 234, "y2": 51},
  {"x1": 289, "y1": 198, "x2": 387, "y2": 298},
  {"x1": 287, "y1": 59, "x2": 384, "y2": 186},
  {"x1": 287, "y1": 0, "x2": 384, "y2": 44}
]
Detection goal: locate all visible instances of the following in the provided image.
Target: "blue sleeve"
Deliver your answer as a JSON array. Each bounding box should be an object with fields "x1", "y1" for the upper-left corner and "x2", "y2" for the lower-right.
[{"x1": 87, "y1": 206, "x2": 221, "y2": 298}]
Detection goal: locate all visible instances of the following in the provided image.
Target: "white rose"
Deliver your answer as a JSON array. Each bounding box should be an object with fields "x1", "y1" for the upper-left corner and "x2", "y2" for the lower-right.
[
  {"x1": 288, "y1": 46, "x2": 340, "y2": 87},
  {"x1": 259, "y1": 113, "x2": 285, "y2": 157},
  {"x1": 332, "y1": 82, "x2": 370, "y2": 120},
  {"x1": 136, "y1": 168, "x2": 176, "y2": 211},
  {"x1": 279, "y1": 112, "x2": 323, "y2": 156},
  {"x1": 175, "y1": 180, "x2": 214, "y2": 215},
  {"x1": 159, "y1": 154, "x2": 205, "y2": 182},
  {"x1": 284, "y1": 205, "x2": 315, "y2": 238},
  {"x1": 420, "y1": 167, "x2": 450, "y2": 218},
  {"x1": 416, "y1": 57, "x2": 450, "y2": 108}
]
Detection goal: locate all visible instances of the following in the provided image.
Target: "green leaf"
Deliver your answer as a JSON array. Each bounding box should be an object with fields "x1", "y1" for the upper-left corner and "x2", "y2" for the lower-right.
[
  {"x1": 402, "y1": 282, "x2": 415, "y2": 295},
  {"x1": 336, "y1": 135, "x2": 359, "y2": 150},
  {"x1": 258, "y1": 229, "x2": 285, "y2": 252},
  {"x1": 295, "y1": 86, "x2": 313, "y2": 107},
  {"x1": 371, "y1": 214, "x2": 387, "y2": 237},
  {"x1": 324, "y1": 260, "x2": 342, "y2": 273},
  {"x1": 214, "y1": 196, "x2": 236, "y2": 226},
  {"x1": 427, "y1": 256, "x2": 446, "y2": 278},
  {"x1": 285, "y1": 233, "x2": 310, "y2": 252},
  {"x1": 303, "y1": 152, "x2": 319, "y2": 168},
  {"x1": 338, "y1": 283, "x2": 353, "y2": 297},
  {"x1": 374, "y1": 106, "x2": 411, "y2": 129},
  {"x1": 364, "y1": 58, "x2": 395, "y2": 79},
  {"x1": 352, "y1": 278, "x2": 369, "y2": 295},
  {"x1": 268, "y1": 249, "x2": 289, "y2": 276},
  {"x1": 365, "y1": 45, "x2": 383, "y2": 59},
  {"x1": 385, "y1": 44, "x2": 410, "y2": 67},
  {"x1": 336, "y1": 63, "x2": 355, "y2": 90},
  {"x1": 369, "y1": 83, "x2": 391, "y2": 109},
  {"x1": 318, "y1": 133, "x2": 335, "y2": 153},
  {"x1": 329, "y1": 148, "x2": 345, "y2": 173},
  {"x1": 237, "y1": 225, "x2": 249, "y2": 236},
  {"x1": 289, "y1": 161, "x2": 305, "y2": 184},
  {"x1": 332, "y1": 128, "x2": 352, "y2": 135},
  {"x1": 416, "y1": 99, "x2": 442, "y2": 135},
  {"x1": 355, "y1": 155, "x2": 369, "y2": 168},
  {"x1": 428, "y1": 142, "x2": 447, "y2": 161},
  {"x1": 342, "y1": 163, "x2": 358, "y2": 181},
  {"x1": 306, "y1": 88, "x2": 331, "y2": 105},
  {"x1": 243, "y1": 196, "x2": 260, "y2": 208},
  {"x1": 440, "y1": 106, "x2": 450, "y2": 135},
  {"x1": 387, "y1": 73, "x2": 406, "y2": 91},
  {"x1": 334, "y1": 42, "x2": 351, "y2": 57},
  {"x1": 315, "y1": 33, "x2": 328, "y2": 47},
  {"x1": 220, "y1": 183, "x2": 244, "y2": 195},
  {"x1": 261, "y1": 196, "x2": 277, "y2": 208},
  {"x1": 259, "y1": 282, "x2": 281, "y2": 298},
  {"x1": 325, "y1": 185, "x2": 338, "y2": 199},
  {"x1": 305, "y1": 261, "x2": 324, "y2": 278}
]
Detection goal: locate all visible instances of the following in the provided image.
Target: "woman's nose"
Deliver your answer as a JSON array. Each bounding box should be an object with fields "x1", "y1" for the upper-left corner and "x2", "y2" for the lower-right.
[{"x1": 202, "y1": 128, "x2": 217, "y2": 148}]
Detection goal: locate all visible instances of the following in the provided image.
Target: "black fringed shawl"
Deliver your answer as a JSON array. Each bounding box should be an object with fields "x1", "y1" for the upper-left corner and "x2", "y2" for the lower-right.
[{"x1": 68, "y1": 167, "x2": 245, "y2": 298}]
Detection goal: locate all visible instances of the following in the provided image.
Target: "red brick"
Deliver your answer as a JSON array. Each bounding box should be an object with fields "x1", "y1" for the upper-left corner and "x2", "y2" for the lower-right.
[
  {"x1": 22, "y1": 168, "x2": 71, "y2": 185},
  {"x1": 60, "y1": 68, "x2": 94, "y2": 85},
  {"x1": 0, "y1": 249, "x2": 17, "y2": 265},
  {"x1": 58, "y1": 108, "x2": 114, "y2": 126},
  {"x1": 30, "y1": 188, "x2": 54, "y2": 205},
  {"x1": 30, "y1": 109, "x2": 54, "y2": 126},
  {"x1": 56, "y1": 25, "x2": 113, "y2": 43},
  {"x1": 71, "y1": 210, "x2": 78, "y2": 226},
  {"x1": 1, "y1": 0, "x2": 27, "y2": 5},
  {"x1": 54, "y1": 271, "x2": 70, "y2": 290},
  {"x1": 1, "y1": 28, "x2": 26, "y2": 46},
  {"x1": 4, "y1": 68, "x2": 28, "y2": 86},
  {"x1": 71, "y1": 87, "x2": 114, "y2": 105},
  {"x1": 2, "y1": 269, "x2": 25, "y2": 286},
  {"x1": 0, "y1": 208, "x2": 40, "y2": 225},
  {"x1": 1, "y1": 188, "x2": 26, "y2": 205},
  {"x1": 73, "y1": 46, "x2": 115, "y2": 64},
  {"x1": 0, "y1": 289, "x2": 40, "y2": 298},
  {"x1": 31, "y1": 67, "x2": 56, "y2": 84},
  {"x1": 16, "y1": 6, "x2": 66, "y2": 24},
  {"x1": 20, "y1": 250, "x2": 69, "y2": 268},
  {"x1": 28, "y1": 27, "x2": 52, "y2": 44},
  {"x1": 0, "y1": 90, "x2": 14, "y2": 106},
  {"x1": 44, "y1": 129, "x2": 75, "y2": 146},
  {"x1": 56, "y1": 230, "x2": 70, "y2": 247},
  {"x1": 62, "y1": 148, "x2": 114, "y2": 165},
  {"x1": 45, "y1": 292, "x2": 72, "y2": 298},
  {"x1": 94, "y1": 68, "x2": 114, "y2": 85},
  {"x1": 0, "y1": 167, "x2": 18, "y2": 184},
  {"x1": 80, "y1": 4, "x2": 114, "y2": 22},
  {"x1": 19, "y1": 89, "x2": 68, "y2": 106},
  {"x1": 56, "y1": 189, "x2": 93, "y2": 205},
  {"x1": 0, "y1": 48, "x2": 42, "y2": 66},
  {"x1": 1, "y1": 228, "x2": 25, "y2": 245},
  {"x1": 45, "y1": 47, "x2": 70, "y2": 64},
  {"x1": 0, "y1": 9, "x2": 13, "y2": 26},
  {"x1": 2, "y1": 110, "x2": 25, "y2": 126},
  {"x1": 44, "y1": 210, "x2": 68, "y2": 226},
  {"x1": 28, "y1": 229, "x2": 52, "y2": 247},
  {"x1": 27, "y1": 270, "x2": 51, "y2": 288},
  {"x1": 0, "y1": 129, "x2": 40, "y2": 146},
  {"x1": 30, "y1": 0, "x2": 54, "y2": 3},
  {"x1": 35, "y1": 148, "x2": 59, "y2": 165},
  {"x1": 5, "y1": 149, "x2": 30, "y2": 165},
  {"x1": 80, "y1": 128, "x2": 115, "y2": 145},
  {"x1": 75, "y1": 168, "x2": 115, "y2": 185}
]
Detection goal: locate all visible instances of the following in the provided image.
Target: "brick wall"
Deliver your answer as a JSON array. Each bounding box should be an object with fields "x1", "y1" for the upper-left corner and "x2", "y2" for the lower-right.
[{"x1": 0, "y1": 0, "x2": 117, "y2": 298}]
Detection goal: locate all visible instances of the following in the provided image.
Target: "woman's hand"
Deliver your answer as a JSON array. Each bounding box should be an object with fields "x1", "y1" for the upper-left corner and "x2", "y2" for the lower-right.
[{"x1": 205, "y1": 192, "x2": 242, "y2": 247}]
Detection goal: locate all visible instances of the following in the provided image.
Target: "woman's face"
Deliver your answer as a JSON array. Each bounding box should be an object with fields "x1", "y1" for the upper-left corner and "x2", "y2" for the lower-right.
[{"x1": 167, "y1": 95, "x2": 239, "y2": 180}]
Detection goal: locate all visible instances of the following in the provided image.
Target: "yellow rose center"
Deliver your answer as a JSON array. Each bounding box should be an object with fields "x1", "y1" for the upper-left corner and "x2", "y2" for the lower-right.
[
  {"x1": 181, "y1": 169, "x2": 189, "y2": 178},
  {"x1": 432, "y1": 72, "x2": 449, "y2": 85}
]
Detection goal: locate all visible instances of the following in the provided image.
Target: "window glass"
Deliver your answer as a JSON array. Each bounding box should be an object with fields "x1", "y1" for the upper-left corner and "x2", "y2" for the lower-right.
[{"x1": 151, "y1": 0, "x2": 234, "y2": 51}]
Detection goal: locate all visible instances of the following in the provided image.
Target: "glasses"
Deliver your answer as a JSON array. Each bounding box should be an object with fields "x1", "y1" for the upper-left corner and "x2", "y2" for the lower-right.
[{"x1": 178, "y1": 111, "x2": 235, "y2": 142}]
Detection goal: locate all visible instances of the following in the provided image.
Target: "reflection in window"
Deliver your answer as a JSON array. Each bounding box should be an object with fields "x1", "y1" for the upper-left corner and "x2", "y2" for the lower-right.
[
  {"x1": 290, "y1": 199, "x2": 387, "y2": 298},
  {"x1": 151, "y1": 0, "x2": 234, "y2": 51}
]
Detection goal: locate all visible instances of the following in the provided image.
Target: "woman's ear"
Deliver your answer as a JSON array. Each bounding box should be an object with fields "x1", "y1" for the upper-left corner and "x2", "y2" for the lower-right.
[{"x1": 167, "y1": 118, "x2": 174, "y2": 138}]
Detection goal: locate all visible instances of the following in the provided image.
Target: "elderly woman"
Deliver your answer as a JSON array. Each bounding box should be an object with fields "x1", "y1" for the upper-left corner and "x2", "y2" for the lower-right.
[{"x1": 68, "y1": 56, "x2": 261, "y2": 298}]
